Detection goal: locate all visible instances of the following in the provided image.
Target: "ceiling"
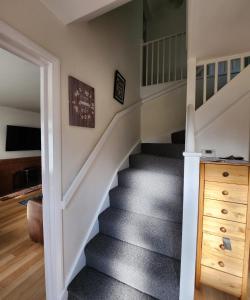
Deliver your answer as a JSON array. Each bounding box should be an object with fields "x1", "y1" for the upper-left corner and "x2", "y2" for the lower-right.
[
  {"x1": 40, "y1": 0, "x2": 132, "y2": 24},
  {"x1": 0, "y1": 48, "x2": 40, "y2": 113}
]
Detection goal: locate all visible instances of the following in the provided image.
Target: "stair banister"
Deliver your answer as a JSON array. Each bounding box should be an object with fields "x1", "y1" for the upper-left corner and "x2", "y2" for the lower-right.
[
  {"x1": 180, "y1": 103, "x2": 202, "y2": 300},
  {"x1": 141, "y1": 32, "x2": 187, "y2": 87}
]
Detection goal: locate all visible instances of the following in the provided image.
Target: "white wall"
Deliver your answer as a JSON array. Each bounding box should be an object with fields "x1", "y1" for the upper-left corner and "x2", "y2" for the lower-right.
[
  {"x1": 0, "y1": 106, "x2": 41, "y2": 159},
  {"x1": 196, "y1": 96, "x2": 250, "y2": 160},
  {"x1": 188, "y1": 0, "x2": 250, "y2": 60},
  {"x1": 141, "y1": 85, "x2": 186, "y2": 142},
  {"x1": 0, "y1": 0, "x2": 142, "y2": 282},
  {"x1": 145, "y1": 0, "x2": 186, "y2": 41}
]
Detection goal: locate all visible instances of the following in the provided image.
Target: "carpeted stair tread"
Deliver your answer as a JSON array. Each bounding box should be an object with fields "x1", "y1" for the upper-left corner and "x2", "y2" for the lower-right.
[
  {"x1": 99, "y1": 207, "x2": 182, "y2": 259},
  {"x1": 109, "y1": 186, "x2": 182, "y2": 223},
  {"x1": 85, "y1": 234, "x2": 180, "y2": 300},
  {"x1": 129, "y1": 154, "x2": 184, "y2": 176},
  {"x1": 68, "y1": 266, "x2": 155, "y2": 300},
  {"x1": 141, "y1": 143, "x2": 184, "y2": 158},
  {"x1": 171, "y1": 130, "x2": 185, "y2": 144},
  {"x1": 118, "y1": 168, "x2": 183, "y2": 198}
]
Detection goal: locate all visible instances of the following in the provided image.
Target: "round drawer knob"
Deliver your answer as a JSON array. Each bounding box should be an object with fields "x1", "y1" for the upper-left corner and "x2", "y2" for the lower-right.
[
  {"x1": 221, "y1": 209, "x2": 228, "y2": 215},
  {"x1": 218, "y1": 261, "x2": 225, "y2": 268},
  {"x1": 222, "y1": 171, "x2": 229, "y2": 177},
  {"x1": 219, "y1": 244, "x2": 225, "y2": 250},
  {"x1": 222, "y1": 190, "x2": 229, "y2": 196},
  {"x1": 220, "y1": 227, "x2": 227, "y2": 233}
]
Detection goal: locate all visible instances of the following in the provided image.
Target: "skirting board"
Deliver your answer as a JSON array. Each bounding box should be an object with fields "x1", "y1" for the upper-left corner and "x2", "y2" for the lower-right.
[{"x1": 63, "y1": 140, "x2": 141, "y2": 292}]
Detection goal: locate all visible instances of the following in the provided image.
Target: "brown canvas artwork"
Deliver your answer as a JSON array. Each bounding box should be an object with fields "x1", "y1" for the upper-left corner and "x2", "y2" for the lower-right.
[{"x1": 69, "y1": 76, "x2": 95, "y2": 128}]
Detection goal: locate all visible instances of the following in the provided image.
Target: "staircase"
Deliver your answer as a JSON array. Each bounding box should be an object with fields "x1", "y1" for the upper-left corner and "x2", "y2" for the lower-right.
[{"x1": 68, "y1": 140, "x2": 185, "y2": 299}]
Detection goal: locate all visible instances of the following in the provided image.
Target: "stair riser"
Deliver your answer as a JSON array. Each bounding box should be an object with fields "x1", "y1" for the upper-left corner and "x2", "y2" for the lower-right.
[
  {"x1": 118, "y1": 172, "x2": 183, "y2": 196},
  {"x1": 85, "y1": 246, "x2": 180, "y2": 300},
  {"x1": 99, "y1": 217, "x2": 182, "y2": 259},
  {"x1": 110, "y1": 193, "x2": 183, "y2": 223},
  {"x1": 129, "y1": 155, "x2": 184, "y2": 177},
  {"x1": 141, "y1": 144, "x2": 184, "y2": 159}
]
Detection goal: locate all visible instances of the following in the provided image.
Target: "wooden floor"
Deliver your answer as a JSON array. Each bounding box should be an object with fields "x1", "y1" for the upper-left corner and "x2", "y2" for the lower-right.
[{"x1": 0, "y1": 195, "x2": 45, "y2": 300}]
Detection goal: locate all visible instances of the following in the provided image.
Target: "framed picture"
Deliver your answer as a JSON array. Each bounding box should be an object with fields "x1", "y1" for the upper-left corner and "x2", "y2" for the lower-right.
[
  {"x1": 113, "y1": 70, "x2": 126, "y2": 104},
  {"x1": 68, "y1": 76, "x2": 95, "y2": 128}
]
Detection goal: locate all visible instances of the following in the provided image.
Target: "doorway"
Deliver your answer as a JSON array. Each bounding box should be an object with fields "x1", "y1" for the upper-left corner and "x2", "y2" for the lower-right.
[{"x1": 0, "y1": 21, "x2": 63, "y2": 300}]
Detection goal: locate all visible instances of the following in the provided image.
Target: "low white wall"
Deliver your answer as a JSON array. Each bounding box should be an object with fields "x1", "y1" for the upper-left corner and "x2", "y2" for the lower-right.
[
  {"x1": 141, "y1": 85, "x2": 186, "y2": 142},
  {"x1": 196, "y1": 95, "x2": 250, "y2": 160},
  {"x1": 0, "y1": 106, "x2": 41, "y2": 159},
  {"x1": 63, "y1": 106, "x2": 140, "y2": 279}
]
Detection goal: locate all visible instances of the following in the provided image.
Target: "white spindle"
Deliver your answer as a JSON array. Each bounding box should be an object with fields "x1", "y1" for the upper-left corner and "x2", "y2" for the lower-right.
[
  {"x1": 227, "y1": 59, "x2": 230, "y2": 83},
  {"x1": 175, "y1": 35, "x2": 177, "y2": 80},
  {"x1": 214, "y1": 62, "x2": 218, "y2": 94},
  {"x1": 203, "y1": 64, "x2": 207, "y2": 103},
  {"x1": 157, "y1": 40, "x2": 160, "y2": 84},
  {"x1": 146, "y1": 45, "x2": 149, "y2": 86},
  {"x1": 180, "y1": 34, "x2": 183, "y2": 80},
  {"x1": 240, "y1": 56, "x2": 244, "y2": 71},
  {"x1": 168, "y1": 37, "x2": 171, "y2": 81},
  {"x1": 151, "y1": 42, "x2": 154, "y2": 85},
  {"x1": 162, "y1": 39, "x2": 165, "y2": 83}
]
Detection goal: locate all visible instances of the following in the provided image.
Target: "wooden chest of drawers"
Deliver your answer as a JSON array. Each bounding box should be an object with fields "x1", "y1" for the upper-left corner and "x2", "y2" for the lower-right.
[{"x1": 196, "y1": 161, "x2": 250, "y2": 299}]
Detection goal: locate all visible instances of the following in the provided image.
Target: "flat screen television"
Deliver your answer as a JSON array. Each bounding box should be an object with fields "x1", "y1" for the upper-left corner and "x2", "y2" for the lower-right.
[{"x1": 6, "y1": 125, "x2": 41, "y2": 151}]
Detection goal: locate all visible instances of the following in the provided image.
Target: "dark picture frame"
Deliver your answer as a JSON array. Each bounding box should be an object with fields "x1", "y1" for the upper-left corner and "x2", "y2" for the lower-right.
[
  {"x1": 68, "y1": 76, "x2": 95, "y2": 128},
  {"x1": 113, "y1": 70, "x2": 126, "y2": 104}
]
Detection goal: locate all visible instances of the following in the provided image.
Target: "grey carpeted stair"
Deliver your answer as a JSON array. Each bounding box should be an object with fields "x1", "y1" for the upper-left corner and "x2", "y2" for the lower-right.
[
  {"x1": 171, "y1": 130, "x2": 185, "y2": 144},
  {"x1": 68, "y1": 143, "x2": 184, "y2": 300},
  {"x1": 99, "y1": 207, "x2": 182, "y2": 259},
  {"x1": 109, "y1": 186, "x2": 183, "y2": 223},
  {"x1": 85, "y1": 234, "x2": 180, "y2": 300},
  {"x1": 68, "y1": 267, "x2": 155, "y2": 300},
  {"x1": 141, "y1": 143, "x2": 184, "y2": 158}
]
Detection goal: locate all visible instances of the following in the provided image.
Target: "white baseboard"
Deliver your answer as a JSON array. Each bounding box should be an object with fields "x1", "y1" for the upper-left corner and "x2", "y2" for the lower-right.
[
  {"x1": 63, "y1": 140, "x2": 141, "y2": 290},
  {"x1": 60, "y1": 289, "x2": 68, "y2": 300}
]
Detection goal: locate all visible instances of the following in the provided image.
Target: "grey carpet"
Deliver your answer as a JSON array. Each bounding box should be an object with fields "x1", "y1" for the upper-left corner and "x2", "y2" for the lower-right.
[
  {"x1": 85, "y1": 234, "x2": 180, "y2": 300},
  {"x1": 99, "y1": 207, "x2": 182, "y2": 259},
  {"x1": 68, "y1": 143, "x2": 184, "y2": 300},
  {"x1": 141, "y1": 143, "x2": 184, "y2": 158},
  {"x1": 171, "y1": 130, "x2": 185, "y2": 144},
  {"x1": 68, "y1": 267, "x2": 155, "y2": 300}
]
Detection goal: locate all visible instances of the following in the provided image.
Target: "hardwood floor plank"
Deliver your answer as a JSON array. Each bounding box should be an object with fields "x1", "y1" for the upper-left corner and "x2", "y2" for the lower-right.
[{"x1": 0, "y1": 196, "x2": 45, "y2": 300}]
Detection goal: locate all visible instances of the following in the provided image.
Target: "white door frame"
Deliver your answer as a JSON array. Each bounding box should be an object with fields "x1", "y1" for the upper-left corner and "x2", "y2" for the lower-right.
[{"x1": 0, "y1": 21, "x2": 63, "y2": 300}]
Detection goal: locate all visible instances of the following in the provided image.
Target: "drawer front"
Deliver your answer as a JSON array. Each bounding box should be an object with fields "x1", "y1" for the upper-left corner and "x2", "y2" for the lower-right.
[
  {"x1": 201, "y1": 266, "x2": 242, "y2": 297},
  {"x1": 202, "y1": 233, "x2": 245, "y2": 259},
  {"x1": 205, "y1": 164, "x2": 249, "y2": 185},
  {"x1": 204, "y1": 181, "x2": 248, "y2": 204},
  {"x1": 204, "y1": 199, "x2": 247, "y2": 223},
  {"x1": 203, "y1": 216, "x2": 246, "y2": 240},
  {"x1": 201, "y1": 250, "x2": 243, "y2": 277}
]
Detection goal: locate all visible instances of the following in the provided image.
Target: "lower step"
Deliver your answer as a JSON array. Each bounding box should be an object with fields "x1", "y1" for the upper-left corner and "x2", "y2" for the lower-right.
[
  {"x1": 85, "y1": 234, "x2": 180, "y2": 300},
  {"x1": 68, "y1": 267, "x2": 154, "y2": 300},
  {"x1": 99, "y1": 207, "x2": 182, "y2": 259}
]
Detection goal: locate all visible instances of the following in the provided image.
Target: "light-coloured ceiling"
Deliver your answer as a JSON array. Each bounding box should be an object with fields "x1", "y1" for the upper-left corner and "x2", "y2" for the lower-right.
[
  {"x1": 0, "y1": 48, "x2": 40, "y2": 113},
  {"x1": 40, "y1": 0, "x2": 132, "y2": 24}
]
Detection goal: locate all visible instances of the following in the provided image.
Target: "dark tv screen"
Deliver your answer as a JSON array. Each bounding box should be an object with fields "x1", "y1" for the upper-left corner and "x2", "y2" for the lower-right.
[{"x1": 6, "y1": 125, "x2": 41, "y2": 151}]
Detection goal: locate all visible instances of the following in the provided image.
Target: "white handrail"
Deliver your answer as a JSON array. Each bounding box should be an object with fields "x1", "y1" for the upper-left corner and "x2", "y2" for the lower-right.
[
  {"x1": 185, "y1": 104, "x2": 195, "y2": 152},
  {"x1": 142, "y1": 32, "x2": 187, "y2": 87},
  {"x1": 62, "y1": 101, "x2": 141, "y2": 209},
  {"x1": 142, "y1": 31, "x2": 186, "y2": 46}
]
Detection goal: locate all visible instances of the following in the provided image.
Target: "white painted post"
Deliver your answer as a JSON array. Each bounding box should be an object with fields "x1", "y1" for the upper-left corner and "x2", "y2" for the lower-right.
[
  {"x1": 157, "y1": 40, "x2": 160, "y2": 84},
  {"x1": 146, "y1": 45, "x2": 149, "y2": 86},
  {"x1": 168, "y1": 37, "x2": 171, "y2": 82},
  {"x1": 179, "y1": 153, "x2": 201, "y2": 300}
]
